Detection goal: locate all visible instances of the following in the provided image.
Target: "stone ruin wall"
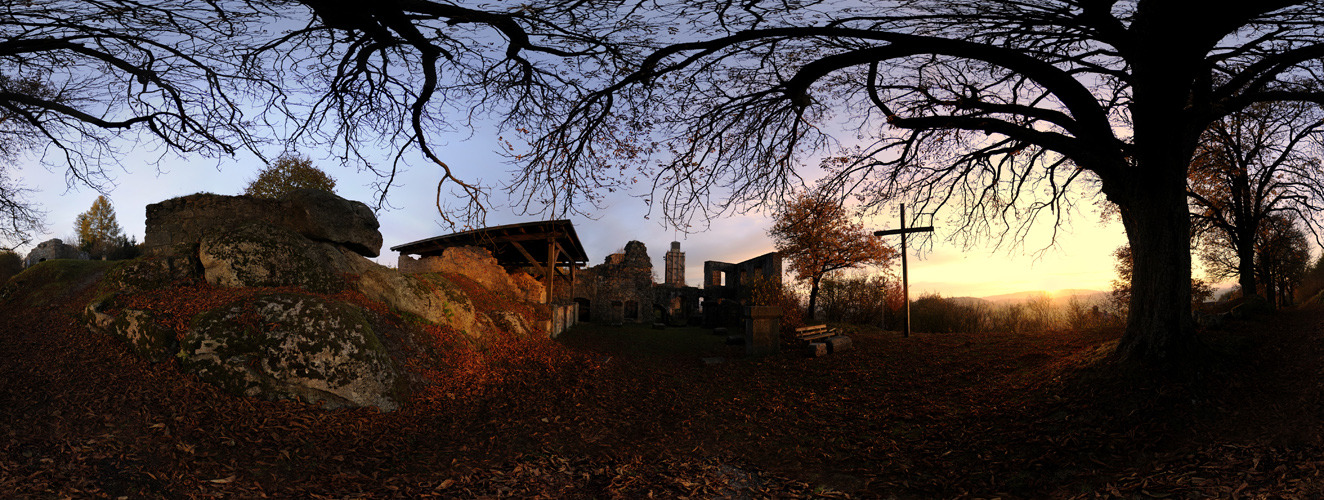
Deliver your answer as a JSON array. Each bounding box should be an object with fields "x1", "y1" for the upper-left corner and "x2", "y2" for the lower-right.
[
  {"x1": 580, "y1": 241, "x2": 656, "y2": 324},
  {"x1": 23, "y1": 239, "x2": 89, "y2": 268},
  {"x1": 703, "y1": 251, "x2": 783, "y2": 327},
  {"x1": 143, "y1": 194, "x2": 288, "y2": 254},
  {"x1": 143, "y1": 190, "x2": 382, "y2": 258}
]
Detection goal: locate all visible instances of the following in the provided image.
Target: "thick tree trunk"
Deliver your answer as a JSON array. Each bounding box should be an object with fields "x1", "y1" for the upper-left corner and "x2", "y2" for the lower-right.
[
  {"x1": 1236, "y1": 238, "x2": 1257, "y2": 300},
  {"x1": 806, "y1": 275, "x2": 820, "y2": 322},
  {"x1": 1113, "y1": 175, "x2": 1198, "y2": 368}
]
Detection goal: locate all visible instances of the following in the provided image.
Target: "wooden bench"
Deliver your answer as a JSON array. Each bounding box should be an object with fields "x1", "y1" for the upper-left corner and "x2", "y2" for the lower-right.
[
  {"x1": 794, "y1": 324, "x2": 837, "y2": 342},
  {"x1": 794, "y1": 324, "x2": 851, "y2": 356}
]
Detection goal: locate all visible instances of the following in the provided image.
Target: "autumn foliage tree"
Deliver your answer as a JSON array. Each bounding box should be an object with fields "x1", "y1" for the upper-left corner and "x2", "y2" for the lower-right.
[
  {"x1": 74, "y1": 195, "x2": 123, "y2": 259},
  {"x1": 244, "y1": 155, "x2": 337, "y2": 199},
  {"x1": 770, "y1": 194, "x2": 895, "y2": 321}
]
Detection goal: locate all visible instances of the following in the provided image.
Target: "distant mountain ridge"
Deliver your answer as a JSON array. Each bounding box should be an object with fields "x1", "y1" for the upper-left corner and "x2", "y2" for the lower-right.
[{"x1": 946, "y1": 289, "x2": 1109, "y2": 308}]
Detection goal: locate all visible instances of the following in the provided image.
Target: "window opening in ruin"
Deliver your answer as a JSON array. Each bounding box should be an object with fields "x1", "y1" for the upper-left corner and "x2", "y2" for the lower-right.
[{"x1": 720, "y1": 271, "x2": 726, "y2": 286}]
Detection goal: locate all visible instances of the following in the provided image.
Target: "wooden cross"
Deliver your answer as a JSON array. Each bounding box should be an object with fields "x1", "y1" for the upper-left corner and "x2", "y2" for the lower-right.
[{"x1": 874, "y1": 204, "x2": 934, "y2": 338}]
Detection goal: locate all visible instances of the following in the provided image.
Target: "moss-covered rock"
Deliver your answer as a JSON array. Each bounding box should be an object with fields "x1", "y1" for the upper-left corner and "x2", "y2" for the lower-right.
[
  {"x1": 319, "y1": 245, "x2": 479, "y2": 334},
  {"x1": 199, "y1": 222, "x2": 345, "y2": 293},
  {"x1": 180, "y1": 293, "x2": 399, "y2": 411},
  {"x1": 103, "y1": 254, "x2": 203, "y2": 293},
  {"x1": 84, "y1": 300, "x2": 178, "y2": 363}
]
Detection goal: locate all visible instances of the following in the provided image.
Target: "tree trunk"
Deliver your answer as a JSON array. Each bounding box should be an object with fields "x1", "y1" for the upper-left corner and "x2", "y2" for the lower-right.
[
  {"x1": 806, "y1": 275, "x2": 820, "y2": 322},
  {"x1": 1236, "y1": 237, "x2": 1257, "y2": 300},
  {"x1": 1113, "y1": 175, "x2": 1198, "y2": 368}
]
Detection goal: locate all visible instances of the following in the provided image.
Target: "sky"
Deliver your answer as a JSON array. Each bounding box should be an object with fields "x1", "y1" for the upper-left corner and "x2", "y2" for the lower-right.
[{"x1": 11, "y1": 124, "x2": 1142, "y2": 300}]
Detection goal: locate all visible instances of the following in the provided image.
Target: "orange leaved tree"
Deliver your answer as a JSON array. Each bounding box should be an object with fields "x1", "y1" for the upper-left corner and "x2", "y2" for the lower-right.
[{"x1": 770, "y1": 193, "x2": 895, "y2": 321}]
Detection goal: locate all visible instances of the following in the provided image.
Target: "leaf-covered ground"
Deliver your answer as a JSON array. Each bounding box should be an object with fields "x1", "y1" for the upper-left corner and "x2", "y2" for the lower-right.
[{"x1": 3, "y1": 267, "x2": 1324, "y2": 498}]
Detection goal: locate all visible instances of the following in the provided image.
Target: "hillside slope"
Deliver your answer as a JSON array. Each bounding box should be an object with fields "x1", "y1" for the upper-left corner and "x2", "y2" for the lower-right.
[{"x1": 2, "y1": 263, "x2": 1324, "y2": 498}]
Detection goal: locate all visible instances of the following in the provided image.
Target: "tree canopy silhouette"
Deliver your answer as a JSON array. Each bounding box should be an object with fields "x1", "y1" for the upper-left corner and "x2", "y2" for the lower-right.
[
  {"x1": 1188, "y1": 102, "x2": 1324, "y2": 302},
  {"x1": 515, "y1": 0, "x2": 1324, "y2": 368},
  {"x1": 0, "y1": 0, "x2": 607, "y2": 245},
  {"x1": 7, "y1": 1, "x2": 1324, "y2": 368}
]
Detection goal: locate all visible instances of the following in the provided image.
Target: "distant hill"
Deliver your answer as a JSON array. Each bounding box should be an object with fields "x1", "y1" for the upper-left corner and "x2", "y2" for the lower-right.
[
  {"x1": 978, "y1": 289, "x2": 1109, "y2": 308},
  {"x1": 940, "y1": 290, "x2": 1110, "y2": 308}
]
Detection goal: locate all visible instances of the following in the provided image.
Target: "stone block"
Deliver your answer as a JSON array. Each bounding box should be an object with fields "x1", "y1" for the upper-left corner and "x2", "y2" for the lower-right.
[
  {"x1": 825, "y1": 335, "x2": 852, "y2": 353},
  {"x1": 806, "y1": 342, "x2": 828, "y2": 357},
  {"x1": 725, "y1": 335, "x2": 745, "y2": 346},
  {"x1": 744, "y1": 305, "x2": 781, "y2": 356},
  {"x1": 652, "y1": 322, "x2": 666, "y2": 329}
]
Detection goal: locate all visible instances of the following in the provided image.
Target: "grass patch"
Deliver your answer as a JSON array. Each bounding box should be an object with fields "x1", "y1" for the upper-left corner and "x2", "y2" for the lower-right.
[{"x1": 1, "y1": 259, "x2": 116, "y2": 308}]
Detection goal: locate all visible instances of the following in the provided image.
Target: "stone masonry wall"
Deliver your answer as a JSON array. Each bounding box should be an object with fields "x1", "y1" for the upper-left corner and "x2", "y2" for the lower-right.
[
  {"x1": 143, "y1": 190, "x2": 382, "y2": 257},
  {"x1": 144, "y1": 194, "x2": 287, "y2": 254}
]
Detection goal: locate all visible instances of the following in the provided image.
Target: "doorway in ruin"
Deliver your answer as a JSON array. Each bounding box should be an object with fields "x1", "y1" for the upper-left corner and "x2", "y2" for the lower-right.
[
  {"x1": 611, "y1": 300, "x2": 624, "y2": 324},
  {"x1": 624, "y1": 300, "x2": 639, "y2": 321},
  {"x1": 575, "y1": 298, "x2": 591, "y2": 322}
]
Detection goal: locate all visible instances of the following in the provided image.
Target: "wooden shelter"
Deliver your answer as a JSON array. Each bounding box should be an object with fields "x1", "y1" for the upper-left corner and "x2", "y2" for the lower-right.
[{"x1": 390, "y1": 220, "x2": 589, "y2": 304}]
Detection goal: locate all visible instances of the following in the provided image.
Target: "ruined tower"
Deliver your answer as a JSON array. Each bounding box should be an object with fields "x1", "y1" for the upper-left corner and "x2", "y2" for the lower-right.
[{"x1": 664, "y1": 241, "x2": 685, "y2": 287}]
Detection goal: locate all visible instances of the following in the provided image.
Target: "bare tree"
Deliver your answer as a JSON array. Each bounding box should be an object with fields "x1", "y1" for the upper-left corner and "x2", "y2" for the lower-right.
[
  {"x1": 251, "y1": 0, "x2": 634, "y2": 225},
  {"x1": 1189, "y1": 101, "x2": 1324, "y2": 301},
  {"x1": 1, "y1": 0, "x2": 622, "y2": 245},
  {"x1": 0, "y1": 1, "x2": 270, "y2": 248},
  {"x1": 514, "y1": 1, "x2": 1324, "y2": 368}
]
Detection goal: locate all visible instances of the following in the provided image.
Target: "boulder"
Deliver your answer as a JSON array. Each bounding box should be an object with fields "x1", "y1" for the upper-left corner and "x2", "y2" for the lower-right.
[
  {"x1": 281, "y1": 189, "x2": 382, "y2": 257},
  {"x1": 320, "y1": 244, "x2": 479, "y2": 335},
  {"x1": 510, "y1": 272, "x2": 545, "y2": 303},
  {"x1": 180, "y1": 293, "x2": 400, "y2": 411},
  {"x1": 84, "y1": 301, "x2": 178, "y2": 363},
  {"x1": 824, "y1": 335, "x2": 853, "y2": 354},
  {"x1": 199, "y1": 222, "x2": 345, "y2": 294},
  {"x1": 399, "y1": 247, "x2": 520, "y2": 297},
  {"x1": 806, "y1": 342, "x2": 828, "y2": 358},
  {"x1": 104, "y1": 254, "x2": 202, "y2": 293}
]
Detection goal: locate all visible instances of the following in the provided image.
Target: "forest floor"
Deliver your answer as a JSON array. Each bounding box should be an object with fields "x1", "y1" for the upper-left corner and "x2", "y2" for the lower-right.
[{"x1": 3, "y1": 269, "x2": 1324, "y2": 498}]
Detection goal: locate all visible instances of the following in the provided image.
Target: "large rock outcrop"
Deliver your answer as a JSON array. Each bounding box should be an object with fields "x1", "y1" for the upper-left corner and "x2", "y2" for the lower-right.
[
  {"x1": 181, "y1": 294, "x2": 400, "y2": 411},
  {"x1": 399, "y1": 246, "x2": 544, "y2": 303},
  {"x1": 199, "y1": 222, "x2": 345, "y2": 294},
  {"x1": 144, "y1": 189, "x2": 382, "y2": 257},
  {"x1": 84, "y1": 303, "x2": 178, "y2": 364},
  {"x1": 84, "y1": 191, "x2": 548, "y2": 412}
]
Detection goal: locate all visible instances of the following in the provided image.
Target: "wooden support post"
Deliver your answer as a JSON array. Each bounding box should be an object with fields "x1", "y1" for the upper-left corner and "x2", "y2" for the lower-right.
[{"x1": 545, "y1": 238, "x2": 557, "y2": 304}]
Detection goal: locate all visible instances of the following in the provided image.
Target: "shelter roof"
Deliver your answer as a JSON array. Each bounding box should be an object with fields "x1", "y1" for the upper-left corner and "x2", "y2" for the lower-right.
[{"x1": 390, "y1": 220, "x2": 589, "y2": 266}]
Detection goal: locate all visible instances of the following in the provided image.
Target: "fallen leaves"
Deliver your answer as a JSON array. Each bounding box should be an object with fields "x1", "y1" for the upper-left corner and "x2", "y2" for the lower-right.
[{"x1": 7, "y1": 266, "x2": 1324, "y2": 498}]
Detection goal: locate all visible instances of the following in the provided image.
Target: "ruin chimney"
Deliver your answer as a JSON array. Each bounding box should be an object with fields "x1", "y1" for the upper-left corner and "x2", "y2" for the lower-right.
[{"x1": 664, "y1": 241, "x2": 685, "y2": 287}]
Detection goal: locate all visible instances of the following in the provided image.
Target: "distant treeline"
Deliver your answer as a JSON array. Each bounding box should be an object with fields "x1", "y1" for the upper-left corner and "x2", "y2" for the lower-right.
[
  {"x1": 906, "y1": 292, "x2": 1120, "y2": 334},
  {"x1": 807, "y1": 272, "x2": 1120, "y2": 334}
]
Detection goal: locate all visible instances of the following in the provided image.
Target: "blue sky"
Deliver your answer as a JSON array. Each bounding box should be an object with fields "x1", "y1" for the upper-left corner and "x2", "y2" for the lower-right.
[{"x1": 13, "y1": 124, "x2": 1137, "y2": 299}]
